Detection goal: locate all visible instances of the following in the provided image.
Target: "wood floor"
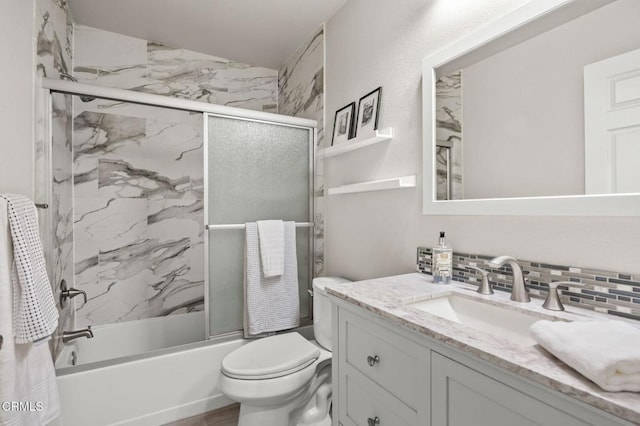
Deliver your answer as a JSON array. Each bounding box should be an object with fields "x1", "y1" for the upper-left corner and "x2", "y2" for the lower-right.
[{"x1": 163, "y1": 404, "x2": 240, "y2": 426}]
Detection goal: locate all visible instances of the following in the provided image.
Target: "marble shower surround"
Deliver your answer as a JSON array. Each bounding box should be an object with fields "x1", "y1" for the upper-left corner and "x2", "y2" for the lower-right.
[
  {"x1": 35, "y1": 0, "x2": 75, "y2": 358},
  {"x1": 72, "y1": 25, "x2": 280, "y2": 327},
  {"x1": 417, "y1": 247, "x2": 640, "y2": 321},
  {"x1": 278, "y1": 25, "x2": 325, "y2": 276},
  {"x1": 74, "y1": 25, "x2": 278, "y2": 112},
  {"x1": 72, "y1": 103, "x2": 204, "y2": 326}
]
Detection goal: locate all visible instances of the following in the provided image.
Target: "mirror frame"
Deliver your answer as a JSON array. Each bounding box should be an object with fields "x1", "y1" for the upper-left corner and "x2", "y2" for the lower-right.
[{"x1": 422, "y1": 0, "x2": 640, "y2": 216}]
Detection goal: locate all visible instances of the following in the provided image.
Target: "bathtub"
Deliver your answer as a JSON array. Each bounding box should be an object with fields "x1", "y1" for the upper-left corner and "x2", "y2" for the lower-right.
[
  {"x1": 56, "y1": 312, "x2": 206, "y2": 368},
  {"x1": 52, "y1": 313, "x2": 246, "y2": 426}
]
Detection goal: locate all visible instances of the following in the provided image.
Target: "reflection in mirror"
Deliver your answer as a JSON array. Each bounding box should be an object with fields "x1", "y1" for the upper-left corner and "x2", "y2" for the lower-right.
[{"x1": 433, "y1": 0, "x2": 640, "y2": 200}]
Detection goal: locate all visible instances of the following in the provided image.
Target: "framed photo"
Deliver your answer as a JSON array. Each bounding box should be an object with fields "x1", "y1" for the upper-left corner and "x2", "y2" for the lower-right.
[
  {"x1": 332, "y1": 102, "x2": 356, "y2": 146},
  {"x1": 355, "y1": 87, "x2": 382, "y2": 137}
]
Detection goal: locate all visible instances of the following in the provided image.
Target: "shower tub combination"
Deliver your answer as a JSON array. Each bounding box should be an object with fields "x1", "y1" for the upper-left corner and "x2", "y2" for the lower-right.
[
  {"x1": 55, "y1": 329, "x2": 244, "y2": 426},
  {"x1": 42, "y1": 78, "x2": 317, "y2": 425}
]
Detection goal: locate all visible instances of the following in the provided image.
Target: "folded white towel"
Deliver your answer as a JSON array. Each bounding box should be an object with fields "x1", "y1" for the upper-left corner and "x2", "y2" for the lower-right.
[
  {"x1": 0, "y1": 194, "x2": 58, "y2": 343},
  {"x1": 244, "y1": 221, "x2": 299, "y2": 337},
  {"x1": 530, "y1": 319, "x2": 640, "y2": 392},
  {"x1": 257, "y1": 220, "x2": 285, "y2": 277},
  {"x1": 0, "y1": 198, "x2": 60, "y2": 426}
]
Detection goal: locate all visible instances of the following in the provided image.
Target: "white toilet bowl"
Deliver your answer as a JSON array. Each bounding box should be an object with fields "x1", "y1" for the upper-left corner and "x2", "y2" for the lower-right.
[
  {"x1": 219, "y1": 277, "x2": 350, "y2": 426},
  {"x1": 219, "y1": 333, "x2": 331, "y2": 426}
]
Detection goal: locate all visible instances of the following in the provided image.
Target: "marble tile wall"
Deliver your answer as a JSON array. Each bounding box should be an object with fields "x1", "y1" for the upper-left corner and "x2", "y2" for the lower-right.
[
  {"x1": 278, "y1": 26, "x2": 325, "y2": 276},
  {"x1": 71, "y1": 25, "x2": 279, "y2": 327},
  {"x1": 74, "y1": 25, "x2": 278, "y2": 112},
  {"x1": 435, "y1": 70, "x2": 463, "y2": 200},
  {"x1": 34, "y1": 0, "x2": 74, "y2": 358},
  {"x1": 417, "y1": 247, "x2": 640, "y2": 321}
]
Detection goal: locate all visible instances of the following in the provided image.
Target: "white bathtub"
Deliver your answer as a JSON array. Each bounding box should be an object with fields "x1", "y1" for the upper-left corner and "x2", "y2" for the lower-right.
[
  {"x1": 56, "y1": 312, "x2": 206, "y2": 368},
  {"x1": 52, "y1": 313, "x2": 247, "y2": 426}
]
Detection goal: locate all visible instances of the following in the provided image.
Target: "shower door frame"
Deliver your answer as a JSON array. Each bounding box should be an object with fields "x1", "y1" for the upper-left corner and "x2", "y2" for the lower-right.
[{"x1": 41, "y1": 77, "x2": 317, "y2": 342}]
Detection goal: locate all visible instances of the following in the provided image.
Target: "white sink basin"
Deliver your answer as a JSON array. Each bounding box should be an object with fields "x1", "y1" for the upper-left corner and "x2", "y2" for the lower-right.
[{"x1": 407, "y1": 294, "x2": 556, "y2": 346}]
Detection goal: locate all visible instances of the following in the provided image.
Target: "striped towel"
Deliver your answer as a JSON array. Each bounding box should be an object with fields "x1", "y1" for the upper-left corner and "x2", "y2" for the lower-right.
[
  {"x1": 0, "y1": 194, "x2": 58, "y2": 343},
  {"x1": 244, "y1": 221, "x2": 299, "y2": 337}
]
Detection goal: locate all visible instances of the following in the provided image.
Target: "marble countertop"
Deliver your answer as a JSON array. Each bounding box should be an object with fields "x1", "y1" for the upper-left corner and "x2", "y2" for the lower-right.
[{"x1": 325, "y1": 273, "x2": 640, "y2": 424}]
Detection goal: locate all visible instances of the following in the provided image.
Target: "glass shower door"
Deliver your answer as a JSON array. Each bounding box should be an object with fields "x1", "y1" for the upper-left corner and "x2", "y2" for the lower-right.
[{"x1": 206, "y1": 114, "x2": 313, "y2": 337}]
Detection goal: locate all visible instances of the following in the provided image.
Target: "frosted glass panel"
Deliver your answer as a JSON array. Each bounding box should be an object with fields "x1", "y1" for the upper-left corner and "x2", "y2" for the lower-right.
[{"x1": 207, "y1": 115, "x2": 312, "y2": 336}]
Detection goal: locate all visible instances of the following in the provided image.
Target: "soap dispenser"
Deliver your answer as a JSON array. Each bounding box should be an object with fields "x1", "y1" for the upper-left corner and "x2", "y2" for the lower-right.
[{"x1": 432, "y1": 231, "x2": 453, "y2": 284}]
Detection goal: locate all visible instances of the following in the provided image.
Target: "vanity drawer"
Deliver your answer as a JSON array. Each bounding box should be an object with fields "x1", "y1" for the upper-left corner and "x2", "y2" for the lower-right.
[
  {"x1": 342, "y1": 370, "x2": 417, "y2": 426},
  {"x1": 342, "y1": 309, "x2": 427, "y2": 409}
]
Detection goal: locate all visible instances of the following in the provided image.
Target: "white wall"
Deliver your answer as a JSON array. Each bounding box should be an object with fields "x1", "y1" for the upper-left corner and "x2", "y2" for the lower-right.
[
  {"x1": 0, "y1": 0, "x2": 35, "y2": 196},
  {"x1": 325, "y1": 0, "x2": 640, "y2": 279}
]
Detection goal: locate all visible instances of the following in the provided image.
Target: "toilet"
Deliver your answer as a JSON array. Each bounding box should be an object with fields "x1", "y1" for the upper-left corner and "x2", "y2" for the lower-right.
[{"x1": 219, "y1": 277, "x2": 350, "y2": 426}]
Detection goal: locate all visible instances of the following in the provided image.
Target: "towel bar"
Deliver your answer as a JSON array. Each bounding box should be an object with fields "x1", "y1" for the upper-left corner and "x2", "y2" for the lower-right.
[
  {"x1": 35, "y1": 203, "x2": 49, "y2": 209},
  {"x1": 205, "y1": 222, "x2": 313, "y2": 230}
]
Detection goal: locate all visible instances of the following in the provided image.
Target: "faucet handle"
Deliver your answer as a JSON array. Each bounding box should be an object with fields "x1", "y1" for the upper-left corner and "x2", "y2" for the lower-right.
[
  {"x1": 60, "y1": 280, "x2": 88, "y2": 308},
  {"x1": 466, "y1": 266, "x2": 493, "y2": 295},
  {"x1": 542, "y1": 281, "x2": 584, "y2": 311}
]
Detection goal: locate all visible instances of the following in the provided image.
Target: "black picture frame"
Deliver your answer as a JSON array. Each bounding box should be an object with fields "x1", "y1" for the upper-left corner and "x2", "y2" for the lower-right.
[
  {"x1": 355, "y1": 86, "x2": 382, "y2": 138},
  {"x1": 331, "y1": 102, "x2": 356, "y2": 146}
]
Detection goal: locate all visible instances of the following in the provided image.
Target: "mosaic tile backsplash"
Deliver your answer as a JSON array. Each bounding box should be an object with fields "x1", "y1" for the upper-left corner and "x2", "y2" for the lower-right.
[{"x1": 417, "y1": 247, "x2": 640, "y2": 322}]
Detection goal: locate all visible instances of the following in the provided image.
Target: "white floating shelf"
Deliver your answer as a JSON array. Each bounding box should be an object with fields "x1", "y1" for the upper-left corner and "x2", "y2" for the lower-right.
[
  {"x1": 319, "y1": 127, "x2": 393, "y2": 158},
  {"x1": 328, "y1": 175, "x2": 416, "y2": 195}
]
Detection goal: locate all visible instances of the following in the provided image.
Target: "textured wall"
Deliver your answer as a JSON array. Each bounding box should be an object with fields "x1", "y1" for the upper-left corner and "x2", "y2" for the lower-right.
[
  {"x1": 0, "y1": 1, "x2": 34, "y2": 197},
  {"x1": 278, "y1": 26, "x2": 325, "y2": 276},
  {"x1": 324, "y1": 0, "x2": 640, "y2": 280},
  {"x1": 72, "y1": 25, "x2": 279, "y2": 327}
]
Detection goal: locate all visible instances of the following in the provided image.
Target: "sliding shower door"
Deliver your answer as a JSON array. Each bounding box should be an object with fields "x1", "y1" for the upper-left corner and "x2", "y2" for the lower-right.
[{"x1": 206, "y1": 114, "x2": 313, "y2": 337}]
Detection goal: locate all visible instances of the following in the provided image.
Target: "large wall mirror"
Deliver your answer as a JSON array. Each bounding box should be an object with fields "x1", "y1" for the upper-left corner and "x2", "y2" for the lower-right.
[{"x1": 422, "y1": 0, "x2": 640, "y2": 215}]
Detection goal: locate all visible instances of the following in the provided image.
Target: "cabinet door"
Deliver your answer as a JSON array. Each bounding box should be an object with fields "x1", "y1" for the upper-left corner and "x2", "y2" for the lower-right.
[{"x1": 431, "y1": 352, "x2": 589, "y2": 426}]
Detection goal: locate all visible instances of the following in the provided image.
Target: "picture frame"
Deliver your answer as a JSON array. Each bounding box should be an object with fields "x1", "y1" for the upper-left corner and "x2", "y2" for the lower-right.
[
  {"x1": 355, "y1": 87, "x2": 382, "y2": 137},
  {"x1": 331, "y1": 102, "x2": 356, "y2": 146}
]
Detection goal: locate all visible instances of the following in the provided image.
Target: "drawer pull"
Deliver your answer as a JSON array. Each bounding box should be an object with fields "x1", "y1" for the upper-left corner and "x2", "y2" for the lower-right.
[
  {"x1": 367, "y1": 355, "x2": 380, "y2": 366},
  {"x1": 368, "y1": 416, "x2": 380, "y2": 425}
]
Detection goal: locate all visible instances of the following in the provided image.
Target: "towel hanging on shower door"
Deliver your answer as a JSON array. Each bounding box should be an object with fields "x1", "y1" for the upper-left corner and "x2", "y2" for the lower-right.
[{"x1": 243, "y1": 221, "x2": 299, "y2": 337}]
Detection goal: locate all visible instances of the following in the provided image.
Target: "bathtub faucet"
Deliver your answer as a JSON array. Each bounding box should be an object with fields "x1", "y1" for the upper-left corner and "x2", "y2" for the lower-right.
[{"x1": 62, "y1": 326, "x2": 94, "y2": 344}]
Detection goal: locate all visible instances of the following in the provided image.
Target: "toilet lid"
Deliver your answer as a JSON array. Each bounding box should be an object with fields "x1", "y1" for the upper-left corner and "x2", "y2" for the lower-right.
[{"x1": 222, "y1": 333, "x2": 320, "y2": 380}]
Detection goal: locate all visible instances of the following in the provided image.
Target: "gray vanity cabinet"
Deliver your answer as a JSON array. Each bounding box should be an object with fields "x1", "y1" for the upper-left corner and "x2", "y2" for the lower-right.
[
  {"x1": 331, "y1": 299, "x2": 634, "y2": 426},
  {"x1": 431, "y1": 352, "x2": 585, "y2": 426},
  {"x1": 335, "y1": 307, "x2": 430, "y2": 426}
]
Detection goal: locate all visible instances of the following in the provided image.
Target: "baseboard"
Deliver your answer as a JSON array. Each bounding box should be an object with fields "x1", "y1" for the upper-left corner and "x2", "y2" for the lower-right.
[{"x1": 110, "y1": 394, "x2": 235, "y2": 426}]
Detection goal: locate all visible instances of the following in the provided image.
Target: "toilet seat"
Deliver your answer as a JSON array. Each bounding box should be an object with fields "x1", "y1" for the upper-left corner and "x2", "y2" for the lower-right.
[{"x1": 222, "y1": 333, "x2": 320, "y2": 380}]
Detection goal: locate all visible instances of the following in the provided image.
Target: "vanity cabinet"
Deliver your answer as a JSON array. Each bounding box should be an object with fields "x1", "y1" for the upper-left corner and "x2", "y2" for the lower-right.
[
  {"x1": 431, "y1": 352, "x2": 586, "y2": 426},
  {"x1": 336, "y1": 308, "x2": 430, "y2": 425},
  {"x1": 332, "y1": 300, "x2": 634, "y2": 426}
]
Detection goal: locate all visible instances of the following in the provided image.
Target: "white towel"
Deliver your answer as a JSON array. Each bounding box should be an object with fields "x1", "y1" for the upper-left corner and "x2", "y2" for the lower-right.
[
  {"x1": 244, "y1": 221, "x2": 299, "y2": 337},
  {"x1": 0, "y1": 198, "x2": 60, "y2": 426},
  {"x1": 530, "y1": 320, "x2": 640, "y2": 392},
  {"x1": 257, "y1": 220, "x2": 285, "y2": 277},
  {"x1": 0, "y1": 194, "x2": 58, "y2": 343}
]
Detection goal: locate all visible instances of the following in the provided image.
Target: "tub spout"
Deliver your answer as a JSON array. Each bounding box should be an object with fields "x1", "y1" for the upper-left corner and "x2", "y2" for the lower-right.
[{"x1": 62, "y1": 326, "x2": 94, "y2": 344}]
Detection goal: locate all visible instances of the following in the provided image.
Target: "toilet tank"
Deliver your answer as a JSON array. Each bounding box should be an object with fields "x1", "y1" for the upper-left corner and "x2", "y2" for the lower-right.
[{"x1": 313, "y1": 277, "x2": 351, "y2": 351}]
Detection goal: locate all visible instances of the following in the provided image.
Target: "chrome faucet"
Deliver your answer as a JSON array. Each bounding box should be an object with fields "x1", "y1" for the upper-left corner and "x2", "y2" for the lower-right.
[
  {"x1": 62, "y1": 326, "x2": 94, "y2": 344},
  {"x1": 486, "y1": 255, "x2": 530, "y2": 303}
]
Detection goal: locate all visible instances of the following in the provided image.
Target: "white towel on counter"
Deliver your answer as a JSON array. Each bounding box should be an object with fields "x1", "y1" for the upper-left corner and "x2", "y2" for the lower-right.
[
  {"x1": 0, "y1": 194, "x2": 58, "y2": 343},
  {"x1": 0, "y1": 198, "x2": 60, "y2": 426},
  {"x1": 256, "y1": 220, "x2": 284, "y2": 277},
  {"x1": 244, "y1": 221, "x2": 299, "y2": 337},
  {"x1": 530, "y1": 319, "x2": 640, "y2": 392}
]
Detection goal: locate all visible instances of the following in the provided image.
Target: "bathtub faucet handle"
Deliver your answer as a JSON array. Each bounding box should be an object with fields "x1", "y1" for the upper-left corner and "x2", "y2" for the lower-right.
[{"x1": 60, "y1": 279, "x2": 87, "y2": 307}]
